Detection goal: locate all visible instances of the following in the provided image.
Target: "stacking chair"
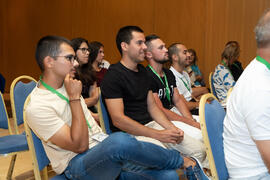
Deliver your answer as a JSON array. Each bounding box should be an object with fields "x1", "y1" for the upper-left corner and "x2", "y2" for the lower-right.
[
  {"x1": 199, "y1": 93, "x2": 229, "y2": 180},
  {"x1": 0, "y1": 92, "x2": 28, "y2": 180},
  {"x1": 96, "y1": 92, "x2": 112, "y2": 134},
  {"x1": 10, "y1": 75, "x2": 37, "y2": 134},
  {"x1": 209, "y1": 72, "x2": 217, "y2": 98},
  {"x1": 23, "y1": 96, "x2": 67, "y2": 180},
  {"x1": 227, "y1": 87, "x2": 233, "y2": 99}
]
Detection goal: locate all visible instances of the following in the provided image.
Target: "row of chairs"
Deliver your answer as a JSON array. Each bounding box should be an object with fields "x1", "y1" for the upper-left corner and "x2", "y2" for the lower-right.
[
  {"x1": 1, "y1": 74, "x2": 229, "y2": 180},
  {"x1": 0, "y1": 75, "x2": 36, "y2": 180},
  {"x1": 0, "y1": 75, "x2": 66, "y2": 179},
  {"x1": 97, "y1": 92, "x2": 230, "y2": 180}
]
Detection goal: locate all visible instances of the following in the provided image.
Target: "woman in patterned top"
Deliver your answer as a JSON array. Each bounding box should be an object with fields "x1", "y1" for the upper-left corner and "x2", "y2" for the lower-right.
[{"x1": 213, "y1": 42, "x2": 240, "y2": 103}]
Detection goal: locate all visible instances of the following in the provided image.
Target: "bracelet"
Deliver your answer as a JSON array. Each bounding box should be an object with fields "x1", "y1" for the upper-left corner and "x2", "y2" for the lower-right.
[{"x1": 69, "y1": 98, "x2": 80, "y2": 102}]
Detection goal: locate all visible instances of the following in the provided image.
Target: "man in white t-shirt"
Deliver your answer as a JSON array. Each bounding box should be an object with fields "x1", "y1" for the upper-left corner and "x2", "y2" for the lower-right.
[
  {"x1": 168, "y1": 43, "x2": 208, "y2": 114},
  {"x1": 223, "y1": 9, "x2": 270, "y2": 179}
]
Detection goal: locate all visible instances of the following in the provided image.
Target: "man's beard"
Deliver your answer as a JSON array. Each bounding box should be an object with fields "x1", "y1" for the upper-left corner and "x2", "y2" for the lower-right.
[{"x1": 153, "y1": 58, "x2": 169, "y2": 64}]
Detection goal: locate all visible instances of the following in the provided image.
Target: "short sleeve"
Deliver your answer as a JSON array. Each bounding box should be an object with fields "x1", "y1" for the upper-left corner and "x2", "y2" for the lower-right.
[
  {"x1": 26, "y1": 103, "x2": 65, "y2": 141},
  {"x1": 101, "y1": 67, "x2": 124, "y2": 99},
  {"x1": 146, "y1": 70, "x2": 159, "y2": 93},
  {"x1": 166, "y1": 69, "x2": 177, "y2": 88}
]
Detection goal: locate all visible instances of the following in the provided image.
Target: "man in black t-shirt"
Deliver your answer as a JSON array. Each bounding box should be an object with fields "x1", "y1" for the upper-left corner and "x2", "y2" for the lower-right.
[
  {"x1": 101, "y1": 26, "x2": 210, "y2": 174},
  {"x1": 145, "y1": 35, "x2": 208, "y2": 167},
  {"x1": 101, "y1": 62, "x2": 152, "y2": 131},
  {"x1": 101, "y1": 26, "x2": 184, "y2": 145}
]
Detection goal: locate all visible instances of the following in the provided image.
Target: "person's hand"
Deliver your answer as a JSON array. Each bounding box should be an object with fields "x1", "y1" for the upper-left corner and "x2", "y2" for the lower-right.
[
  {"x1": 183, "y1": 157, "x2": 196, "y2": 168},
  {"x1": 192, "y1": 121, "x2": 201, "y2": 129},
  {"x1": 154, "y1": 128, "x2": 184, "y2": 144},
  {"x1": 90, "y1": 86, "x2": 99, "y2": 102},
  {"x1": 64, "y1": 74, "x2": 82, "y2": 100}
]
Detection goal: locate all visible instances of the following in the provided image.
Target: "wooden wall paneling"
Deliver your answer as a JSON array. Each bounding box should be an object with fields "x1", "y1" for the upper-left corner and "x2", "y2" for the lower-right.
[
  {"x1": 1, "y1": 0, "x2": 270, "y2": 91},
  {"x1": 4, "y1": 0, "x2": 40, "y2": 91},
  {"x1": 204, "y1": 0, "x2": 228, "y2": 87},
  {"x1": 153, "y1": 0, "x2": 206, "y2": 73},
  {"x1": 240, "y1": 0, "x2": 270, "y2": 68},
  {"x1": 0, "y1": 1, "x2": 8, "y2": 92},
  {"x1": 71, "y1": 0, "x2": 155, "y2": 65},
  {"x1": 2, "y1": 0, "x2": 75, "y2": 91},
  {"x1": 100, "y1": 0, "x2": 155, "y2": 64},
  {"x1": 227, "y1": 0, "x2": 244, "y2": 45}
]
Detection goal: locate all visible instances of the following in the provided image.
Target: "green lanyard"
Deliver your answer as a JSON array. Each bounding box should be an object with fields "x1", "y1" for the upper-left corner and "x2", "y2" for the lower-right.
[
  {"x1": 148, "y1": 65, "x2": 171, "y2": 103},
  {"x1": 39, "y1": 76, "x2": 92, "y2": 129},
  {"x1": 256, "y1": 56, "x2": 270, "y2": 70},
  {"x1": 40, "y1": 77, "x2": 69, "y2": 104},
  {"x1": 179, "y1": 75, "x2": 191, "y2": 92}
]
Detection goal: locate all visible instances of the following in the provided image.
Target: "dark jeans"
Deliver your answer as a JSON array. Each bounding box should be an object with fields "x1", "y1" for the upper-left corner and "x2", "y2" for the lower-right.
[{"x1": 64, "y1": 132, "x2": 183, "y2": 180}]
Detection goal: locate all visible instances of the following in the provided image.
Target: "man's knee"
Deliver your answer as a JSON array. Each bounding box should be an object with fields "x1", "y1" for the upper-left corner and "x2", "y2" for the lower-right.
[{"x1": 105, "y1": 132, "x2": 138, "y2": 152}]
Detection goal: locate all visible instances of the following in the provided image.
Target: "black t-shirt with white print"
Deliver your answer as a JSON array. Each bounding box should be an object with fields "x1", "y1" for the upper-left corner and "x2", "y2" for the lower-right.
[{"x1": 146, "y1": 67, "x2": 176, "y2": 109}]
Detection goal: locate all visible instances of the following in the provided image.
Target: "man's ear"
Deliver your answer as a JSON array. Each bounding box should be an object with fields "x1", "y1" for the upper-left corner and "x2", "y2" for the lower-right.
[
  {"x1": 172, "y1": 54, "x2": 177, "y2": 62},
  {"x1": 145, "y1": 51, "x2": 152, "y2": 60},
  {"x1": 43, "y1": 56, "x2": 54, "y2": 69},
  {"x1": 121, "y1": 42, "x2": 128, "y2": 53}
]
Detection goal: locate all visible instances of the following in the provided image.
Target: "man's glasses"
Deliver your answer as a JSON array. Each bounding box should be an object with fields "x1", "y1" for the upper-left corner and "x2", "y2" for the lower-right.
[
  {"x1": 53, "y1": 55, "x2": 77, "y2": 63},
  {"x1": 78, "y1": 48, "x2": 90, "y2": 54}
]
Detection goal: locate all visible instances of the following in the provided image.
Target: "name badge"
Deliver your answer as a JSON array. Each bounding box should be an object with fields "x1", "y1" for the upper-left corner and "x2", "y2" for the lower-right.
[{"x1": 92, "y1": 132, "x2": 109, "y2": 142}]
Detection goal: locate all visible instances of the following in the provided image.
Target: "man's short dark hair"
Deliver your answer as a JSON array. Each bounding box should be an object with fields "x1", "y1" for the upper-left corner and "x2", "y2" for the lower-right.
[
  {"x1": 168, "y1": 43, "x2": 182, "y2": 62},
  {"x1": 35, "y1": 35, "x2": 72, "y2": 72},
  {"x1": 145, "y1": 34, "x2": 160, "y2": 51},
  {"x1": 116, "y1": 26, "x2": 144, "y2": 55}
]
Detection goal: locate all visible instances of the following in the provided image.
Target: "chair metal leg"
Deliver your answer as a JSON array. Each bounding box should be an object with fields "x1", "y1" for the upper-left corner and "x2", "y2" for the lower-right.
[
  {"x1": 42, "y1": 166, "x2": 49, "y2": 180},
  {"x1": 6, "y1": 154, "x2": 17, "y2": 180}
]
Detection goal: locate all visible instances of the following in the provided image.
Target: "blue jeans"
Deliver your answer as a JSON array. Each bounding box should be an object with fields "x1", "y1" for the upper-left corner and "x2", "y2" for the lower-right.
[{"x1": 64, "y1": 132, "x2": 183, "y2": 180}]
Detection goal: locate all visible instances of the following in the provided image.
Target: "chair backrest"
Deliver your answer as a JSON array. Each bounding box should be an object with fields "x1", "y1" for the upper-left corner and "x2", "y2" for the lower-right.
[
  {"x1": 97, "y1": 92, "x2": 112, "y2": 134},
  {"x1": 227, "y1": 87, "x2": 233, "y2": 99},
  {"x1": 0, "y1": 92, "x2": 12, "y2": 134},
  {"x1": 10, "y1": 75, "x2": 37, "y2": 134},
  {"x1": 209, "y1": 72, "x2": 217, "y2": 98},
  {"x1": 23, "y1": 96, "x2": 50, "y2": 180},
  {"x1": 199, "y1": 93, "x2": 229, "y2": 180},
  {"x1": 0, "y1": 73, "x2": 6, "y2": 93}
]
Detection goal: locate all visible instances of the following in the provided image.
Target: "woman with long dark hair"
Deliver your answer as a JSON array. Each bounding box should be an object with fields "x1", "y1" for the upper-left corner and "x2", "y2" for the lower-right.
[
  {"x1": 71, "y1": 38, "x2": 99, "y2": 121},
  {"x1": 88, "y1": 41, "x2": 108, "y2": 87}
]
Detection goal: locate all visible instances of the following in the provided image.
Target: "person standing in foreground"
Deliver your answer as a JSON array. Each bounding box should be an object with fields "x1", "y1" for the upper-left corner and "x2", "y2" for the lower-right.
[{"x1": 223, "y1": 9, "x2": 270, "y2": 179}]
